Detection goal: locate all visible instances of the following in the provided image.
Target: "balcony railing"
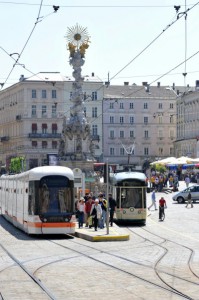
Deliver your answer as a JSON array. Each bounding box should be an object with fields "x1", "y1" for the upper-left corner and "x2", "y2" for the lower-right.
[
  {"x1": 29, "y1": 133, "x2": 61, "y2": 138},
  {"x1": 91, "y1": 135, "x2": 100, "y2": 141},
  {"x1": 1, "y1": 136, "x2": 9, "y2": 142}
]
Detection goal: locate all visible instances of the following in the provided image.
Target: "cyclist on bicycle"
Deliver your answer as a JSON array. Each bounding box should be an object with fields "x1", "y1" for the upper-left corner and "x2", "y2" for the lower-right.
[{"x1": 159, "y1": 197, "x2": 167, "y2": 220}]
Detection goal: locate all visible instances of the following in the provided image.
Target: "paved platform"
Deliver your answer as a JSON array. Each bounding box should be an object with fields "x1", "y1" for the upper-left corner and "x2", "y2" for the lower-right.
[{"x1": 75, "y1": 223, "x2": 130, "y2": 242}]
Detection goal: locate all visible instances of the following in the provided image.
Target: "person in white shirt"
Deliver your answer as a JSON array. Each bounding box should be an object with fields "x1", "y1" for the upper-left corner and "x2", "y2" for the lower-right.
[
  {"x1": 185, "y1": 175, "x2": 190, "y2": 188},
  {"x1": 90, "y1": 199, "x2": 102, "y2": 231},
  {"x1": 77, "y1": 197, "x2": 85, "y2": 228}
]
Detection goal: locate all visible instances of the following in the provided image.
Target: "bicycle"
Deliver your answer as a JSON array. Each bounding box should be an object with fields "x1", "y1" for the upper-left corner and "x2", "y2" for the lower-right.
[{"x1": 159, "y1": 206, "x2": 165, "y2": 221}]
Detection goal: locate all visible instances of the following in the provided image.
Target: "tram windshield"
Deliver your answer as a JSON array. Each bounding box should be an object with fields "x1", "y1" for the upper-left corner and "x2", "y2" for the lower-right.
[
  {"x1": 29, "y1": 175, "x2": 74, "y2": 215},
  {"x1": 115, "y1": 178, "x2": 146, "y2": 209},
  {"x1": 117, "y1": 187, "x2": 144, "y2": 208}
]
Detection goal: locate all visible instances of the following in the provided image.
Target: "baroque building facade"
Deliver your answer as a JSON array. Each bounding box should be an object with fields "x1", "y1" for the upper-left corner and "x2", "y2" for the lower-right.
[
  {"x1": 0, "y1": 74, "x2": 181, "y2": 171},
  {"x1": 175, "y1": 82, "x2": 199, "y2": 158},
  {"x1": 0, "y1": 72, "x2": 104, "y2": 170},
  {"x1": 103, "y1": 82, "x2": 177, "y2": 168}
]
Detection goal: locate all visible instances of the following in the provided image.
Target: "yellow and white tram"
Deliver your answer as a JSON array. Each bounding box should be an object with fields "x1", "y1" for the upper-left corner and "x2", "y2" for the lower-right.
[
  {"x1": 109, "y1": 171, "x2": 147, "y2": 225},
  {"x1": 0, "y1": 166, "x2": 76, "y2": 235}
]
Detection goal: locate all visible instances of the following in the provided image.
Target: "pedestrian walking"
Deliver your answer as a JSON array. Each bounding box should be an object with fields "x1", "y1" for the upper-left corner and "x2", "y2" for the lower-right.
[
  {"x1": 90, "y1": 199, "x2": 102, "y2": 231},
  {"x1": 185, "y1": 175, "x2": 190, "y2": 188},
  {"x1": 77, "y1": 197, "x2": 85, "y2": 228},
  {"x1": 98, "y1": 194, "x2": 107, "y2": 229},
  {"x1": 148, "y1": 189, "x2": 157, "y2": 211},
  {"x1": 85, "y1": 196, "x2": 94, "y2": 228},
  {"x1": 186, "y1": 192, "x2": 193, "y2": 208},
  {"x1": 109, "y1": 193, "x2": 117, "y2": 226}
]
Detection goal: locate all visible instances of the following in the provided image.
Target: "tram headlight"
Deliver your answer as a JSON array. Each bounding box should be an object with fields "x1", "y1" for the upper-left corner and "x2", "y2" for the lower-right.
[
  {"x1": 43, "y1": 218, "x2": 47, "y2": 222},
  {"x1": 65, "y1": 218, "x2": 69, "y2": 222}
]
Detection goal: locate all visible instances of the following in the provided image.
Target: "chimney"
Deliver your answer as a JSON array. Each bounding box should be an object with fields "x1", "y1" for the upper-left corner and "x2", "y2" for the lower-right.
[
  {"x1": 157, "y1": 82, "x2": 160, "y2": 87},
  {"x1": 142, "y1": 82, "x2": 148, "y2": 86},
  {"x1": 124, "y1": 82, "x2": 129, "y2": 86},
  {"x1": 172, "y1": 83, "x2": 175, "y2": 90},
  {"x1": 91, "y1": 72, "x2": 94, "y2": 77},
  {"x1": 177, "y1": 90, "x2": 180, "y2": 95},
  {"x1": 19, "y1": 75, "x2": 25, "y2": 81}
]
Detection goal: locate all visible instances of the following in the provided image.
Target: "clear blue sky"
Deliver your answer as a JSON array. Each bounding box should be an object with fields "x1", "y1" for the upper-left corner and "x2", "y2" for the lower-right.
[{"x1": 0, "y1": 0, "x2": 199, "y2": 89}]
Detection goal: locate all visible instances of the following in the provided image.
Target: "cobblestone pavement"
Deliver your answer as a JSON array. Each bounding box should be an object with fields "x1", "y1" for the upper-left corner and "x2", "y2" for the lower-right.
[{"x1": 0, "y1": 180, "x2": 199, "y2": 300}]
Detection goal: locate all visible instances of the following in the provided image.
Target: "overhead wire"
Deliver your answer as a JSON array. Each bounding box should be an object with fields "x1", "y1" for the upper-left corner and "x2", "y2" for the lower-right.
[
  {"x1": 0, "y1": 1, "x2": 190, "y2": 8},
  {"x1": 0, "y1": 2, "x2": 198, "y2": 133},
  {"x1": 0, "y1": 0, "x2": 53, "y2": 91},
  {"x1": 109, "y1": 2, "x2": 199, "y2": 82}
]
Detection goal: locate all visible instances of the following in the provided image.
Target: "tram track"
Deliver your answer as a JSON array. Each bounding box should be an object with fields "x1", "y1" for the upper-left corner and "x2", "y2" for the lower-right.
[
  {"x1": 0, "y1": 214, "x2": 198, "y2": 299},
  {"x1": 44, "y1": 237, "x2": 195, "y2": 300},
  {"x1": 127, "y1": 227, "x2": 199, "y2": 299},
  {"x1": 142, "y1": 226, "x2": 199, "y2": 280},
  {"x1": 0, "y1": 239, "x2": 57, "y2": 300}
]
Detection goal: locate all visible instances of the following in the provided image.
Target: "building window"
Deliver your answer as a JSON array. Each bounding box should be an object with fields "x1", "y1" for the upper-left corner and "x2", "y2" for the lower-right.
[
  {"x1": 42, "y1": 123, "x2": 47, "y2": 134},
  {"x1": 52, "y1": 123, "x2": 57, "y2": 134},
  {"x1": 144, "y1": 117, "x2": 148, "y2": 124},
  {"x1": 130, "y1": 130, "x2": 134, "y2": 138},
  {"x1": 70, "y1": 91, "x2": 73, "y2": 99},
  {"x1": 32, "y1": 123, "x2": 37, "y2": 134},
  {"x1": 42, "y1": 105, "x2": 47, "y2": 116},
  {"x1": 120, "y1": 116, "x2": 124, "y2": 124},
  {"x1": 130, "y1": 103, "x2": 134, "y2": 109},
  {"x1": 110, "y1": 130, "x2": 114, "y2": 139},
  {"x1": 158, "y1": 116, "x2": 163, "y2": 124},
  {"x1": 92, "y1": 91, "x2": 97, "y2": 100},
  {"x1": 158, "y1": 103, "x2": 163, "y2": 109},
  {"x1": 159, "y1": 147, "x2": 163, "y2": 155},
  {"x1": 92, "y1": 107, "x2": 97, "y2": 118},
  {"x1": 110, "y1": 103, "x2": 114, "y2": 109},
  {"x1": 92, "y1": 125, "x2": 98, "y2": 136},
  {"x1": 120, "y1": 148, "x2": 125, "y2": 155},
  {"x1": 52, "y1": 141, "x2": 57, "y2": 149},
  {"x1": 169, "y1": 129, "x2": 174, "y2": 138},
  {"x1": 42, "y1": 90, "x2": 47, "y2": 98},
  {"x1": 32, "y1": 141, "x2": 37, "y2": 148},
  {"x1": 170, "y1": 103, "x2": 174, "y2": 109},
  {"x1": 144, "y1": 103, "x2": 148, "y2": 109},
  {"x1": 120, "y1": 131, "x2": 124, "y2": 138},
  {"x1": 42, "y1": 141, "x2": 47, "y2": 149},
  {"x1": 170, "y1": 115, "x2": 174, "y2": 123},
  {"x1": 83, "y1": 92, "x2": 87, "y2": 100},
  {"x1": 158, "y1": 130, "x2": 163, "y2": 138},
  {"x1": 110, "y1": 116, "x2": 114, "y2": 124},
  {"x1": 130, "y1": 116, "x2": 134, "y2": 124},
  {"x1": 110, "y1": 147, "x2": 115, "y2": 155},
  {"x1": 32, "y1": 89, "x2": 36, "y2": 98},
  {"x1": 120, "y1": 103, "x2": 124, "y2": 109},
  {"x1": 52, "y1": 105, "x2": 56, "y2": 117},
  {"x1": 170, "y1": 147, "x2": 174, "y2": 155},
  {"x1": 52, "y1": 90, "x2": 57, "y2": 98},
  {"x1": 32, "y1": 105, "x2": 36, "y2": 116},
  {"x1": 144, "y1": 147, "x2": 149, "y2": 155},
  {"x1": 144, "y1": 130, "x2": 148, "y2": 138}
]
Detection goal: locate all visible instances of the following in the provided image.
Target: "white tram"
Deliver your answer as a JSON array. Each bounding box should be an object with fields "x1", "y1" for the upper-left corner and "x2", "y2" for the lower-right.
[
  {"x1": 109, "y1": 171, "x2": 147, "y2": 224},
  {"x1": 0, "y1": 166, "x2": 76, "y2": 235}
]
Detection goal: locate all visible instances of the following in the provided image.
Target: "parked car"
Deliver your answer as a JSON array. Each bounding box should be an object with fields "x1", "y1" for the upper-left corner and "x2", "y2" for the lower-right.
[{"x1": 172, "y1": 185, "x2": 199, "y2": 203}]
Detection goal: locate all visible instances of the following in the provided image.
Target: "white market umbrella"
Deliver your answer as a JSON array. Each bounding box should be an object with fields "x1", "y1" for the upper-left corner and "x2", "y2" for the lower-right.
[{"x1": 150, "y1": 157, "x2": 177, "y2": 165}]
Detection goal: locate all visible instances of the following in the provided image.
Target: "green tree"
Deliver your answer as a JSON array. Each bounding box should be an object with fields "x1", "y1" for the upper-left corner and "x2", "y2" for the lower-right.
[
  {"x1": 151, "y1": 163, "x2": 167, "y2": 174},
  {"x1": 10, "y1": 157, "x2": 25, "y2": 173}
]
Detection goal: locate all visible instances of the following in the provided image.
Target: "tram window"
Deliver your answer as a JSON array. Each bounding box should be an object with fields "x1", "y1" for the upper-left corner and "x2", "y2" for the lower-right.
[
  {"x1": 28, "y1": 181, "x2": 37, "y2": 215},
  {"x1": 121, "y1": 188, "x2": 142, "y2": 208}
]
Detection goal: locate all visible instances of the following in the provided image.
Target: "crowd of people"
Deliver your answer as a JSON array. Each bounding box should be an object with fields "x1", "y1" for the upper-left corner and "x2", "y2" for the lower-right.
[{"x1": 76, "y1": 192, "x2": 116, "y2": 231}]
